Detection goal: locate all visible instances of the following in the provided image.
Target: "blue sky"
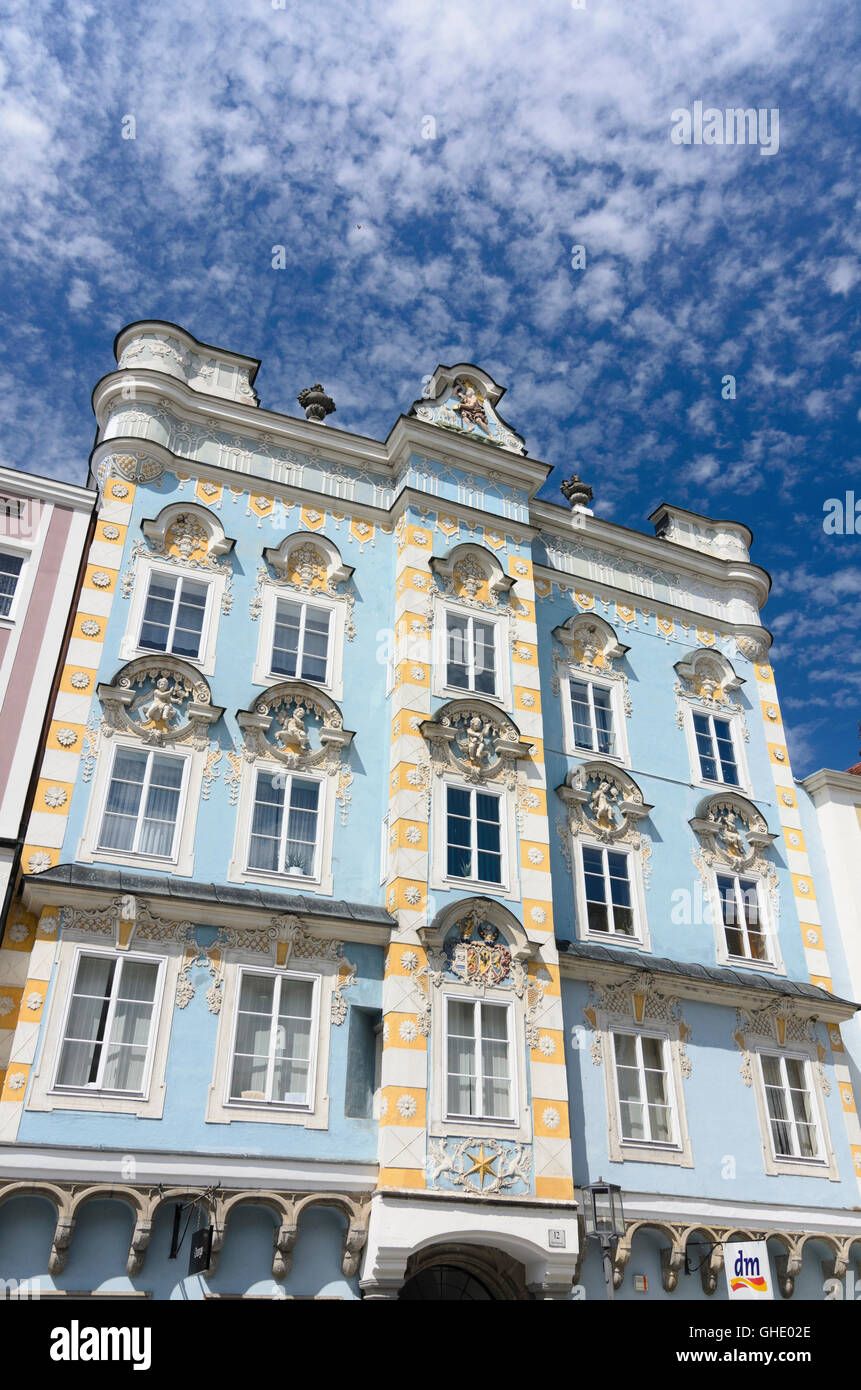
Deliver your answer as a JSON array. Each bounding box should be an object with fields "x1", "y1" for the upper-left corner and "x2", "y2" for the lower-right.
[{"x1": 0, "y1": 0, "x2": 858, "y2": 775}]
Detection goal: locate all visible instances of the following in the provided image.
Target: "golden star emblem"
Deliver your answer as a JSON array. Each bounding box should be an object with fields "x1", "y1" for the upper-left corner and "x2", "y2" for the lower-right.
[{"x1": 464, "y1": 1144, "x2": 497, "y2": 1189}]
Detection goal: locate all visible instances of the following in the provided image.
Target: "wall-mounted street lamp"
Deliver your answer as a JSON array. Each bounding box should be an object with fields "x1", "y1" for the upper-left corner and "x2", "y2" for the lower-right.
[{"x1": 582, "y1": 1179, "x2": 626, "y2": 1301}]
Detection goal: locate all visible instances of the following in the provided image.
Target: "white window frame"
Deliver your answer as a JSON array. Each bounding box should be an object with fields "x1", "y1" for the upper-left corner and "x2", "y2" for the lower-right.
[
  {"x1": 243, "y1": 767, "x2": 325, "y2": 882},
  {"x1": 751, "y1": 1047, "x2": 838, "y2": 1180},
  {"x1": 252, "y1": 584, "x2": 346, "y2": 699},
  {"x1": 683, "y1": 703, "x2": 751, "y2": 794},
  {"x1": 136, "y1": 568, "x2": 214, "y2": 663},
  {"x1": 597, "y1": 1016, "x2": 694, "y2": 1167},
  {"x1": 611, "y1": 1028, "x2": 680, "y2": 1149},
  {"x1": 224, "y1": 965, "x2": 320, "y2": 1112},
  {"x1": 573, "y1": 837, "x2": 650, "y2": 950},
  {"x1": 433, "y1": 601, "x2": 510, "y2": 708},
  {"x1": 707, "y1": 869, "x2": 784, "y2": 975},
  {"x1": 50, "y1": 946, "x2": 166, "y2": 1099},
  {"x1": 228, "y1": 759, "x2": 335, "y2": 896},
  {"x1": 561, "y1": 670, "x2": 629, "y2": 765},
  {"x1": 430, "y1": 777, "x2": 518, "y2": 899},
  {"x1": 77, "y1": 735, "x2": 201, "y2": 877},
  {"x1": 26, "y1": 940, "x2": 180, "y2": 1119},
  {"x1": 0, "y1": 545, "x2": 29, "y2": 624},
  {"x1": 94, "y1": 742, "x2": 191, "y2": 863},
  {"x1": 121, "y1": 555, "x2": 223, "y2": 676},
  {"x1": 443, "y1": 993, "x2": 516, "y2": 1125},
  {"x1": 428, "y1": 982, "x2": 531, "y2": 1142},
  {"x1": 206, "y1": 956, "x2": 337, "y2": 1129}
]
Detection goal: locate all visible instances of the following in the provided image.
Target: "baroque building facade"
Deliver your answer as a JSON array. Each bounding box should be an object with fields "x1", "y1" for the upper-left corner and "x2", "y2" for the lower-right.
[{"x1": 0, "y1": 320, "x2": 858, "y2": 1301}]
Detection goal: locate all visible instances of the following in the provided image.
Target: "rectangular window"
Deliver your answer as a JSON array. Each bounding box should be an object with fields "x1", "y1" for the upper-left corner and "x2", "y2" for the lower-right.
[
  {"x1": 760, "y1": 1054, "x2": 821, "y2": 1160},
  {"x1": 229, "y1": 970, "x2": 317, "y2": 1107},
  {"x1": 445, "y1": 786, "x2": 502, "y2": 885},
  {"x1": 716, "y1": 873, "x2": 769, "y2": 962},
  {"x1": 139, "y1": 572, "x2": 209, "y2": 659},
  {"x1": 581, "y1": 845, "x2": 635, "y2": 936},
  {"x1": 247, "y1": 771, "x2": 321, "y2": 877},
  {"x1": 98, "y1": 748, "x2": 186, "y2": 858},
  {"x1": 446, "y1": 997, "x2": 513, "y2": 1121},
  {"x1": 445, "y1": 612, "x2": 498, "y2": 696},
  {"x1": 55, "y1": 953, "x2": 161, "y2": 1094},
  {"x1": 569, "y1": 679, "x2": 615, "y2": 755},
  {"x1": 0, "y1": 551, "x2": 23, "y2": 618},
  {"x1": 613, "y1": 1032, "x2": 675, "y2": 1145},
  {"x1": 693, "y1": 712, "x2": 739, "y2": 785},
  {"x1": 271, "y1": 599, "x2": 332, "y2": 684}
]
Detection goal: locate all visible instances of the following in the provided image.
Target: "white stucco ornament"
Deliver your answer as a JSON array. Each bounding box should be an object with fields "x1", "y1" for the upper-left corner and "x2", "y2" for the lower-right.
[
  {"x1": 538, "y1": 1034, "x2": 556, "y2": 1056},
  {"x1": 91, "y1": 571, "x2": 112, "y2": 588},
  {"x1": 102, "y1": 525, "x2": 120, "y2": 540},
  {"x1": 8, "y1": 1073, "x2": 26, "y2": 1091},
  {"x1": 0, "y1": 997, "x2": 14, "y2": 1015},
  {"x1": 520, "y1": 692, "x2": 535, "y2": 707},
  {"x1": 398, "y1": 1019, "x2": 418, "y2": 1043},
  {"x1": 404, "y1": 886, "x2": 422, "y2": 905},
  {"x1": 405, "y1": 826, "x2": 421, "y2": 844},
  {"x1": 397, "y1": 1094, "x2": 417, "y2": 1119},
  {"x1": 530, "y1": 906, "x2": 547, "y2": 923},
  {"x1": 39, "y1": 916, "x2": 58, "y2": 936},
  {"x1": 8, "y1": 922, "x2": 29, "y2": 941},
  {"x1": 80, "y1": 619, "x2": 101, "y2": 636},
  {"x1": 56, "y1": 728, "x2": 78, "y2": 747},
  {"x1": 27, "y1": 852, "x2": 52, "y2": 874},
  {"x1": 541, "y1": 1107, "x2": 561, "y2": 1130},
  {"x1": 25, "y1": 992, "x2": 43, "y2": 1012},
  {"x1": 44, "y1": 786, "x2": 67, "y2": 808},
  {"x1": 401, "y1": 951, "x2": 419, "y2": 973},
  {"x1": 70, "y1": 672, "x2": 90, "y2": 689},
  {"x1": 527, "y1": 847, "x2": 544, "y2": 865}
]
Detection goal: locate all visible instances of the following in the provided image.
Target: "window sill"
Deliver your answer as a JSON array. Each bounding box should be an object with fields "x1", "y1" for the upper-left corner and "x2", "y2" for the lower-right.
[
  {"x1": 721, "y1": 954, "x2": 783, "y2": 975},
  {"x1": 583, "y1": 931, "x2": 648, "y2": 951}
]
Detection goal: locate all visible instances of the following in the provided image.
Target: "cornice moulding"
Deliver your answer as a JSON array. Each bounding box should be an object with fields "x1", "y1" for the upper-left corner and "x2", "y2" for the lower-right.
[
  {"x1": 557, "y1": 952, "x2": 857, "y2": 1022},
  {"x1": 19, "y1": 881, "x2": 393, "y2": 947},
  {"x1": 800, "y1": 769, "x2": 861, "y2": 802},
  {"x1": 0, "y1": 466, "x2": 95, "y2": 512}
]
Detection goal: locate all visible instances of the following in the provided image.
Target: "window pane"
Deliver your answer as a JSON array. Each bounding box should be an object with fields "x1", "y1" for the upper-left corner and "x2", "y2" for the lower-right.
[
  {"x1": 239, "y1": 973, "x2": 276, "y2": 1013},
  {"x1": 100, "y1": 750, "x2": 148, "y2": 850},
  {"x1": 613, "y1": 1033, "x2": 637, "y2": 1067},
  {"x1": 446, "y1": 613, "x2": 469, "y2": 688},
  {"x1": 139, "y1": 574, "x2": 178, "y2": 651},
  {"x1": 117, "y1": 960, "x2": 158, "y2": 1004},
  {"x1": 271, "y1": 600, "x2": 301, "y2": 677},
  {"x1": 569, "y1": 681, "x2": 593, "y2": 748},
  {"x1": 0, "y1": 552, "x2": 23, "y2": 614},
  {"x1": 100, "y1": 1044, "x2": 148, "y2": 1092},
  {"x1": 171, "y1": 579, "x2": 208, "y2": 658},
  {"x1": 593, "y1": 687, "x2": 614, "y2": 755},
  {"x1": 249, "y1": 773, "x2": 284, "y2": 871},
  {"x1": 138, "y1": 755, "x2": 184, "y2": 856},
  {"x1": 448, "y1": 999, "x2": 475, "y2": 1035},
  {"x1": 285, "y1": 779, "x2": 320, "y2": 875},
  {"x1": 230, "y1": 1054, "x2": 268, "y2": 1100},
  {"x1": 473, "y1": 621, "x2": 497, "y2": 696},
  {"x1": 481, "y1": 1004, "x2": 508, "y2": 1042},
  {"x1": 298, "y1": 606, "x2": 330, "y2": 683}
]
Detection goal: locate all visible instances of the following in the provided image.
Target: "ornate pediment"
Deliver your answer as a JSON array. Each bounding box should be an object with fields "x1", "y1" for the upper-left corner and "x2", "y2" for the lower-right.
[
  {"x1": 674, "y1": 648, "x2": 747, "y2": 730},
  {"x1": 556, "y1": 763, "x2": 652, "y2": 845},
  {"x1": 237, "y1": 681, "x2": 354, "y2": 775},
  {"x1": 690, "y1": 793, "x2": 776, "y2": 873},
  {"x1": 429, "y1": 543, "x2": 514, "y2": 613},
  {"x1": 419, "y1": 699, "x2": 533, "y2": 786},
  {"x1": 97, "y1": 657, "x2": 223, "y2": 750},
  {"x1": 122, "y1": 504, "x2": 236, "y2": 614},
  {"x1": 410, "y1": 364, "x2": 526, "y2": 455}
]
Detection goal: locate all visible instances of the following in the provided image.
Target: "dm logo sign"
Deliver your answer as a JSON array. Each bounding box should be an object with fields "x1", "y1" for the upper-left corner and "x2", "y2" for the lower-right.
[{"x1": 723, "y1": 1241, "x2": 773, "y2": 1300}]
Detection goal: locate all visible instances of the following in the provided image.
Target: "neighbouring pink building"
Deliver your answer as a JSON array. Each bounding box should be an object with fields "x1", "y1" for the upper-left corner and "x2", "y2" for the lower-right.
[{"x1": 0, "y1": 466, "x2": 93, "y2": 918}]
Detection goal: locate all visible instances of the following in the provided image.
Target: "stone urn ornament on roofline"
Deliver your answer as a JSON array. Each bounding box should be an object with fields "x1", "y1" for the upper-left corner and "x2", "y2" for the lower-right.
[{"x1": 297, "y1": 384, "x2": 336, "y2": 423}]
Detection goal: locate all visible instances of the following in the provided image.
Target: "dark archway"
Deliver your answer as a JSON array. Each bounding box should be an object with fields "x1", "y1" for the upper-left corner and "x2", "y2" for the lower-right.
[
  {"x1": 397, "y1": 1242, "x2": 532, "y2": 1301},
  {"x1": 399, "y1": 1264, "x2": 493, "y2": 1301}
]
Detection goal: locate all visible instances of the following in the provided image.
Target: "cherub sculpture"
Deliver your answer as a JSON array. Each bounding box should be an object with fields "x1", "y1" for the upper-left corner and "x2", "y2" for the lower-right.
[
  {"x1": 276, "y1": 702, "x2": 310, "y2": 751},
  {"x1": 590, "y1": 778, "x2": 619, "y2": 829},
  {"x1": 715, "y1": 809, "x2": 747, "y2": 861},
  {"x1": 140, "y1": 677, "x2": 184, "y2": 730},
  {"x1": 459, "y1": 713, "x2": 492, "y2": 765}
]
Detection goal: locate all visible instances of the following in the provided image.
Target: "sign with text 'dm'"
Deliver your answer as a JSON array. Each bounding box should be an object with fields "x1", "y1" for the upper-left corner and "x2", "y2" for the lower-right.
[{"x1": 723, "y1": 1241, "x2": 774, "y2": 1300}]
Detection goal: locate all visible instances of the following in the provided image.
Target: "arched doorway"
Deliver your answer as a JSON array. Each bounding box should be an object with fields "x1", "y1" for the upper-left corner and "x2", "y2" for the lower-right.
[
  {"x1": 399, "y1": 1265, "x2": 493, "y2": 1300},
  {"x1": 397, "y1": 1243, "x2": 532, "y2": 1301}
]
